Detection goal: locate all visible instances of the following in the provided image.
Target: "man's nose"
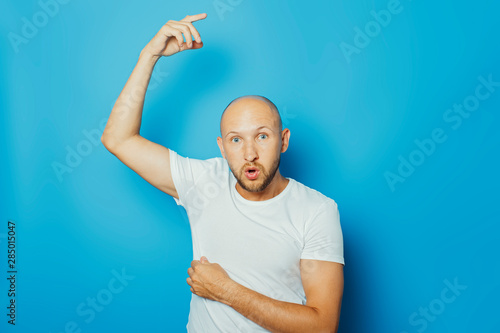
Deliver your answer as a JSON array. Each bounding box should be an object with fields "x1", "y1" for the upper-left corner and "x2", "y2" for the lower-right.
[{"x1": 244, "y1": 142, "x2": 258, "y2": 162}]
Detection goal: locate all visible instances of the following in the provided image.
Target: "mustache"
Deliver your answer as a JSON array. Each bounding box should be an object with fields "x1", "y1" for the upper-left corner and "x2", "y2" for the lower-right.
[{"x1": 241, "y1": 162, "x2": 265, "y2": 172}]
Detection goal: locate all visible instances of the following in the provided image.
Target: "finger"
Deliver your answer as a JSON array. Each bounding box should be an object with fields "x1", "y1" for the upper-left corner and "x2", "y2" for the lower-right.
[
  {"x1": 181, "y1": 13, "x2": 207, "y2": 23},
  {"x1": 181, "y1": 21, "x2": 202, "y2": 43},
  {"x1": 191, "y1": 260, "x2": 200, "y2": 268},
  {"x1": 162, "y1": 23, "x2": 184, "y2": 47},
  {"x1": 186, "y1": 277, "x2": 192, "y2": 286},
  {"x1": 186, "y1": 40, "x2": 203, "y2": 50},
  {"x1": 168, "y1": 22, "x2": 194, "y2": 48}
]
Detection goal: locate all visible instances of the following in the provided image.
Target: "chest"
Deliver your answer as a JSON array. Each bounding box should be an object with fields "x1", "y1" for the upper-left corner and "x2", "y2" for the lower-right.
[{"x1": 193, "y1": 197, "x2": 305, "y2": 282}]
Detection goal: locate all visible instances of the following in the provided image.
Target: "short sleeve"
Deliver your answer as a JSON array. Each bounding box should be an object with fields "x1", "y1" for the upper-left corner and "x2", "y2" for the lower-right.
[
  {"x1": 168, "y1": 149, "x2": 227, "y2": 209},
  {"x1": 301, "y1": 200, "x2": 344, "y2": 265}
]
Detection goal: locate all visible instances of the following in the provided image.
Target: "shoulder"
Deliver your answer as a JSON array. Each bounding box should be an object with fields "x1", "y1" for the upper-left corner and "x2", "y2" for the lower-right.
[
  {"x1": 168, "y1": 149, "x2": 229, "y2": 207},
  {"x1": 168, "y1": 148, "x2": 229, "y2": 186},
  {"x1": 290, "y1": 178, "x2": 339, "y2": 212},
  {"x1": 169, "y1": 148, "x2": 227, "y2": 171}
]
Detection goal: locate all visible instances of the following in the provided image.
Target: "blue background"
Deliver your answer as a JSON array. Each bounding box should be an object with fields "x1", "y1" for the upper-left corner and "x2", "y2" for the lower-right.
[{"x1": 1, "y1": 0, "x2": 499, "y2": 332}]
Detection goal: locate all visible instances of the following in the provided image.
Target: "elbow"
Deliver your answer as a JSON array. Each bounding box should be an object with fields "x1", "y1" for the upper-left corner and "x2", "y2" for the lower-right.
[
  {"x1": 101, "y1": 133, "x2": 137, "y2": 153},
  {"x1": 327, "y1": 322, "x2": 339, "y2": 333},
  {"x1": 100, "y1": 134, "x2": 109, "y2": 149},
  {"x1": 101, "y1": 134, "x2": 117, "y2": 152},
  {"x1": 325, "y1": 319, "x2": 339, "y2": 333},
  {"x1": 329, "y1": 325, "x2": 339, "y2": 333},
  {"x1": 313, "y1": 310, "x2": 339, "y2": 333}
]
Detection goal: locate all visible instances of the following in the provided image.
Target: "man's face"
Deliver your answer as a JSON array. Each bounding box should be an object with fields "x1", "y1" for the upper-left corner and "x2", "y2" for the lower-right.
[{"x1": 217, "y1": 98, "x2": 288, "y2": 193}]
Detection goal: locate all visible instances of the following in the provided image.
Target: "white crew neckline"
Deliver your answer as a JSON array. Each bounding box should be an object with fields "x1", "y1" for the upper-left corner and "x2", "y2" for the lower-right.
[{"x1": 230, "y1": 173, "x2": 294, "y2": 205}]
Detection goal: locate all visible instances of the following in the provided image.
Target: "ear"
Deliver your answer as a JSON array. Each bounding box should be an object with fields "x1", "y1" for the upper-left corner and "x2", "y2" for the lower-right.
[
  {"x1": 217, "y1": 136, "x2": 226, "y2": 159},
  {"x1": 280, "y1": 128, "x2": 290, "y2": 153}
]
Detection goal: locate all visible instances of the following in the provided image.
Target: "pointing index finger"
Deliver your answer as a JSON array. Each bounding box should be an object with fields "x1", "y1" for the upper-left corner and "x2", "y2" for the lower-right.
[{"x1": 182, "y1": 13, "x2": 207, "y2": 23}]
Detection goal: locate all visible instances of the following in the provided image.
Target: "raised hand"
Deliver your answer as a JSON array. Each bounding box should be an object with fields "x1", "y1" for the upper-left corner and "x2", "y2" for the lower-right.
[{"x1": 142, "y1": 13, "x2": 207, "y2": 58}]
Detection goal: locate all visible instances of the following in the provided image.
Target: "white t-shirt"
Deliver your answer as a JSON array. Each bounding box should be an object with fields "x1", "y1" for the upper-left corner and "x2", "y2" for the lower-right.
[{"x1": 168, "y1": 149, "x2": 344, "y2": 333}]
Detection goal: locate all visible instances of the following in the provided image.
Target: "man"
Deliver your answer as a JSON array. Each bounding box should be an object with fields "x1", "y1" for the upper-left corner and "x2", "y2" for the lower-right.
[{"x1": 101, "y1": 13, "x2": 344, "y2": 333}]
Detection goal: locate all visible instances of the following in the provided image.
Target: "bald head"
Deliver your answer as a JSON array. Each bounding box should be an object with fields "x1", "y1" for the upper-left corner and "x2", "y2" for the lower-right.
[{"x1": 220, "y1": 95, "x2": 282, "y2": 136}]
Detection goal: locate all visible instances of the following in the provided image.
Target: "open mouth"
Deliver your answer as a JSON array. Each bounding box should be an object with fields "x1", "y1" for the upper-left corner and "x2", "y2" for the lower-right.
[{"x1": 244, "y1": 166, "x2": 260, "y2": 180}]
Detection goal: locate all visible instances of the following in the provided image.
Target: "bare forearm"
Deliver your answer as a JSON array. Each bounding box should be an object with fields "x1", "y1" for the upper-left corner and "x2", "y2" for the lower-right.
[
  {"x1": 221, "y1": 281, "x2": 328, "y2": 333},
  {"x1": 101, "y1": 14, "x2": 207, "y2": 148},
  {"x1": 102, "y1": 50, "x2": 160, "y2": 148}
]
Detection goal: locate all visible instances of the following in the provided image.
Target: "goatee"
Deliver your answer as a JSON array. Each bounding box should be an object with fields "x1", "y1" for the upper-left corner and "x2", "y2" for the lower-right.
[{"x1": 231, "y1": 155, "x2": 281, "y2": 193}]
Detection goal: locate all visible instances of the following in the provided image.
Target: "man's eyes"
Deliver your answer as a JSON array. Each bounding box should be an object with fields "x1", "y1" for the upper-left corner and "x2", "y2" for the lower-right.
[{"x1": 231, "y1": 134, "x2": 268, "y2": 143}]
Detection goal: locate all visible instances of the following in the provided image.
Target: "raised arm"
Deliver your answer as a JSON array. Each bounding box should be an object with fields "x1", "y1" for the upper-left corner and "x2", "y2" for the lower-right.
[{"x1": 101, "y1": 13, "x2": 207, "y2": 198}]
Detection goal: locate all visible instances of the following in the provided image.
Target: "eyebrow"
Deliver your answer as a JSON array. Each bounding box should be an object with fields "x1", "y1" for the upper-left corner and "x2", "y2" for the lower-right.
[{"x1": 225, "y1": 126, "x2": 273, "y2": 138}]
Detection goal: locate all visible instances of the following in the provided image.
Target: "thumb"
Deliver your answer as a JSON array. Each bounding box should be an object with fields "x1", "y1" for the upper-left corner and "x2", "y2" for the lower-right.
[
  {"x1": 200, "y1": 256, "x2": 209, "y2": 263},
  {"x1": 181, "y1": 41, "x2": 204, "y2": 51}
]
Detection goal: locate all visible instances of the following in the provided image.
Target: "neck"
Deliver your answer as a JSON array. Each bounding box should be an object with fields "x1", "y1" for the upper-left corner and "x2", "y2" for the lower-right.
[{"x1": 235, "y1": 170, "x2": 289, "y2": 201}]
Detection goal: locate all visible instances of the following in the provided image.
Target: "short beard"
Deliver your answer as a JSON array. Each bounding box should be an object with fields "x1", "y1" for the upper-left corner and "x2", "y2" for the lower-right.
[{"x1": 230, "y1": 155, "x2": 281, "y2": 193}]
